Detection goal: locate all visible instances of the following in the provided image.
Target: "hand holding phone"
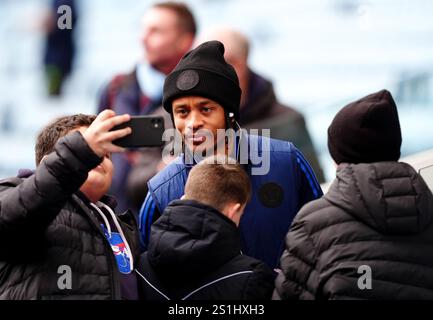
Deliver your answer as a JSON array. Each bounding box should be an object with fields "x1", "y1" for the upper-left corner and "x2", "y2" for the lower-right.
[
  {"x1": 83, "y1": 110, "x2": 131, "y2": 157},
  {"x1": 111, "y1": 115, "x2": 165, "y2": 148}
]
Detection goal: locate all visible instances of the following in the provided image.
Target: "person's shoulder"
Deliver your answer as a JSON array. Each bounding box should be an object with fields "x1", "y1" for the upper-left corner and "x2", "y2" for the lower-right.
[
  {"x1": 297, "y1": 196, "x2": 329, "y2": 218},
  {"x1": 226, "y1": 253, "x2": 273, "y2": 276},
  {"x1": 0, "y1": 176, "x2": 22, "y2": 189},
  {"x1": 106, "y1": 69, "x2": 137, "y2": 91},
  {"x1": 252, "y1": 71, "x2": 305, "y2": 119},
  {"x1": 148, "y1": 156, "x2": 186, "y2": 192},
  {"x1": 0, "y1": 169, "x2": 34, "y2": 189},
  {"x1": 246, "y1": 133, "x2": 296, "y2": 154},
  {"x1": 292, "y1": 195, "x2": 347, "y2": 236},
  {"x1": 276, "y1": 99, "x2": 305, "y2": 119}
]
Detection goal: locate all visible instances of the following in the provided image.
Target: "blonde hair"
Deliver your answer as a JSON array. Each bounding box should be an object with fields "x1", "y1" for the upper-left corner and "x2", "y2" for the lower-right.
[{"x1": 184, "y1": 156, "x2": 251, "y2": 212}]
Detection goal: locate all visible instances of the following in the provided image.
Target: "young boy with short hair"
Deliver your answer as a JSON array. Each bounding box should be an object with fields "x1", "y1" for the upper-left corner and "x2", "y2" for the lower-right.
[
  {"x1": 0, "y1": 110, "x2": 140, "y2": 300},
  {"x1": 136, "y1": 155, "x2": 275, "y2": 300}
]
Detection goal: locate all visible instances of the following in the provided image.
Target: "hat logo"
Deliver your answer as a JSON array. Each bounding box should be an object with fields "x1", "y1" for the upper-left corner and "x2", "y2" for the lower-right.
[{"x1": 176, "y1": 70, "x2": 199, "y2": 91}]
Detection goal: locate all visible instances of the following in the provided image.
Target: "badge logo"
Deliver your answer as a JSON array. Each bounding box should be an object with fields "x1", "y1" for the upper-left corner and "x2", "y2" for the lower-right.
[
  {"x1": 101, "y1": 225, "x2": 132, "y2": 274},
  {"x1": 176, "y1": 70, "x2": 199, "y2": 91},
  {"x1": 258, "y1": 182, "x2": 284, "y2": 208}
]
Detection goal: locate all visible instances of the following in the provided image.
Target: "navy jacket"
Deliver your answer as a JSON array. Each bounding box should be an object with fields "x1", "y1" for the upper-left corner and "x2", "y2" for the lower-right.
[{"x1": 139, "y1": 134, "x2": 322, "y2": 268}]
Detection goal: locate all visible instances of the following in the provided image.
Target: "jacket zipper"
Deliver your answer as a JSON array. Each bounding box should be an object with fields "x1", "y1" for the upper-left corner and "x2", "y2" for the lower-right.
[{"x1": 72, "y1": 195, "x2": 121, "y2": 299}]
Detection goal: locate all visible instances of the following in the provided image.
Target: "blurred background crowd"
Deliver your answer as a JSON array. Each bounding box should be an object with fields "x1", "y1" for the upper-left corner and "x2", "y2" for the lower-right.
[{"x1": 1, "y1": 0, "x2": 432, "y2": 184}]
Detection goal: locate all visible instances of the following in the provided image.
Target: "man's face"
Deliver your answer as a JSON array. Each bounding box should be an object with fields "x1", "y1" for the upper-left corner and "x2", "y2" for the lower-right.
[
  {"x1": 140, "y1": 7, "x2": 189, "y2": 70},
  {"x1": 77, "y1": 127, "x2": 114, "y2": 200},
  {"x1": 172, "y1": 96, "x2": 227, "y2": 154}
]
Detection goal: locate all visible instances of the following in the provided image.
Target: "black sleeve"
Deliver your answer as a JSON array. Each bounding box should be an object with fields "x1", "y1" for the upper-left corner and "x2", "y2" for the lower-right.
[
  {"x1": 272, "y1": 211, "x2": 318, "y2": 300},
  {"x1": 243, "y1": 262, "x2": 276, "y2": 300},
  {"x1": 0, "y1": 131, "x2": 101, "y2": 253}
]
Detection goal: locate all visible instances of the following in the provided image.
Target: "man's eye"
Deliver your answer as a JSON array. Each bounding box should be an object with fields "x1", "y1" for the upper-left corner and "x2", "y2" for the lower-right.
[
  {"x1": 202, "y1": 107, "x2": 211, "y2": 113},
  {"x1": 176, "y1": 109, "x2": 188, "y2": 115}
]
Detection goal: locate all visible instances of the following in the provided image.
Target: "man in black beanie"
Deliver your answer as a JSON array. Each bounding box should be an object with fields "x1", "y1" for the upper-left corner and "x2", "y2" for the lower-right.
[
  {"x1": 138, "y1": 40, "x2": 323, "y2": 269},
  {"x1": 274, "y1": 89, "x2": 433, "y2": 300},
  {"x1": 161, "y1": 40, "x2": 242, "y2": 155}
]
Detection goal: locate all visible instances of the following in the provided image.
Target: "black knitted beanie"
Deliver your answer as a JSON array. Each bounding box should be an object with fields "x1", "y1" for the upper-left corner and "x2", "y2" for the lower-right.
[
  {"x1": 163, "y1": 40, "x2": 242, "y2": 120},
  {"x1": 328, "y1": 89, "x2": 402, "y2": 164}
]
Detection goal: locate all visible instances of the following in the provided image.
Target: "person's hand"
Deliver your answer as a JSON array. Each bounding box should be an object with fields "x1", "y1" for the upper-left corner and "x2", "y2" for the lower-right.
[{"x1": 82, "y1": 110, "x2": 131, "y2": 157}]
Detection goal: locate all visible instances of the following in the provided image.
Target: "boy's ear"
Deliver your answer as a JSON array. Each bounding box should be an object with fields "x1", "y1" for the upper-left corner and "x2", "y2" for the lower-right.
[
  {"x1": 225, "y1": 203, "x2": 243, "y2": 226},
  {"x1": 39, "y1": 155, "x2": 48, "y2": 165}
]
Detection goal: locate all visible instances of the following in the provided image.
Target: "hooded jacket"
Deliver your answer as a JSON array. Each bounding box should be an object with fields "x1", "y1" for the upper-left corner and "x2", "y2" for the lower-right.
[
  {"x1": 0, "y1": 131, "x2": 140, "y2": 300},
  {"x1": 274, "y1": 162, "x2": 433, "y2": 300},
  {"x1": 136, "y1": 200, "x2": 275, "y2": 300}
]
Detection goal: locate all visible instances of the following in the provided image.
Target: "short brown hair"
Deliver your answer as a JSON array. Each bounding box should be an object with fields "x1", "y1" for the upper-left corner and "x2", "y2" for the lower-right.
[
  {"x1": 35, "y1": 114, "x2": 96, "y2": 166},
  {"x1": 153, "y1": 1, "x2": 197, "y2": 36},
  {"x1": 184, "y1": 156, "x2": 251, "y2": 212}
]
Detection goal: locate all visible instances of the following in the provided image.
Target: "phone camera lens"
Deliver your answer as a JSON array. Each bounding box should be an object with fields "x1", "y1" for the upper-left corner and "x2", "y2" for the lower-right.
[{"x1": 152, "y1": 118, "x2": 161, "y2": 128}]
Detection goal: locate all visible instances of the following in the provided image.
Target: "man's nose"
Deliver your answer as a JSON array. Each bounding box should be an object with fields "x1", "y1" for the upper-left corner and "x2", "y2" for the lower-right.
[{"x1": 186, "y1": 111, "x2": 204, "y2": 130}]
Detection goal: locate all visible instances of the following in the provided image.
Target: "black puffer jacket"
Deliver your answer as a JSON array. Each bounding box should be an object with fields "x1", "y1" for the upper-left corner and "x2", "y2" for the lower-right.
[
  {"x1": 0, "y1": 131, "x2": 140, "y2": 299},
  {"x1": 274, "y1": 162, "x2": 433, "y2": 300},
  {"x1": 136, "y1": 200, "x2": 275, "y2": 300}
]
